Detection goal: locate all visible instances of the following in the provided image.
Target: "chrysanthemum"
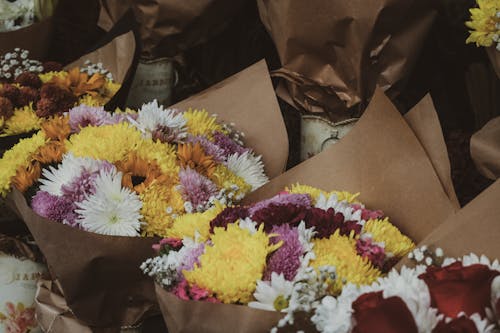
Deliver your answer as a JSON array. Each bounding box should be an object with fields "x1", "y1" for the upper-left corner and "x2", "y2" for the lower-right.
[
  {"x1": 183, "y1": 109, "x2": 223, "y2": 138},
  {"x1": 183, "y1": 223, "x2": 280, "y2": 304},
  {"x1": 248, "y1": 193, "x2": 312, "y2": 215},
  {"x1": 286, "y1": 184, "x2": 359, "y2": 204},
  {"x1": 31, "y1": 190, "x2": 78, "y2": 226},
  {"x1": 68, "y1": 105, "x2": 113, "y2": 133},
  {"x1": 0, "y1": 131, "x2": 46, "y2": 196},
  {"x1": 32, "y1": 141, "x2": 66, "y2": 164},
  {"x1": 212, "y1": 131, "x2": 249, "y2": 157},
  {"x1": 135, "y1": 139, "x2": 178, "y2": 178},
  {"x1": 75, "y1": 169, "x2": 142, "y2": 236},
  {"x1": 39, "y1": 153, "x2": 108, "y2": 196},
  {"x1": 167, "y1": 203, "x2": 224, "y2": 241},
  {"x1": 363, "y1": 218, "x2": 415, "y2": 259},
  {"x1": 210, "y1": 164, "x2": 251, "y2": 200},
  {"x1": 12, "y1": 161, "x2": 41, "y2": 193},
  {"x1": 466, "y1": 0, "x2": 500, "y2": 48},
  {"x1": 133, "y1": 100, "x2": 187, "y2": 142},
  {"x1": 178, "y1": 168, "x2": 218, "y2": 211},
  {"x1": 2, "y1": 104, "x2": 41, "y2": 135},
  {"x1": 66, "y1": 122, "x2": 143, "y2": 162},
  {"x1": 140, "y1": 183, "x2": 185, "y2": 237},
  {"x1": 311, "y1": 231, "x2": 381, "y2": 294},
  {"x1": 209, "y1": 206, "x2": 249, "y2": 233},
  {"x1": 225, "y1": 152, "x2": 268, "y2": 190},
  {"x1": 187, "y1": 135, "x2": 226, "y2": 163},
  {"x1": 177, "y1": 142, "x2": 217, "y2": 177},
  {"x1": 41, "y1": 116, "x2": 71, "y2": 141},
  {"x1": 38, "y1": 71, "x2": 67, "y2": 84},
  {"x1": 249, "y1": 272, "x2": 294, "y2": 312},
  {"x1": 60, "y1": 169, "x2": 99, "y2": 202},
  {"x1": 116, "y1": 152, "x2": 166, "y2": 193},
  {"x1": 264, "y1": 224, "x2": 304, "y2": 281},
  {"x1": 77, "y1": 94, "x2": 102, "y2": 107}
]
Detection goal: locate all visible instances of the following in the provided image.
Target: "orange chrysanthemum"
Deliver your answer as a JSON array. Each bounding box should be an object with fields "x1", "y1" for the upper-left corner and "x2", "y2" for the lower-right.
[
  {"x1": 32, "y1": 141, "x2": 66, "y2": 165},
  {"x1": 12, "y1": 161, "x2": 41, "y2": 193},
  {"x1": 41, "y1": 116, "x2": 71, "y2": 141},
  {"x1": 50, "y1": 67, "x2": 106, "y2": 97},
  {"x1": 116, "y1": 152, "x2": 170, "y2": 193},
  {"x1": 177, "y1": 142, "x2": 216, "y2": 177}
]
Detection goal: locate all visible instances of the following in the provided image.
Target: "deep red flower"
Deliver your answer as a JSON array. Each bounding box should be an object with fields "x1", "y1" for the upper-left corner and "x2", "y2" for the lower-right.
[
  {"x1": 419, "y1": 262, "x2": 500, "y2": 318},
  {"x1": 352, "y1": 291, "x2": 418, "y2": 333},
  {"x1": 303, "y1": 208, "x2": 362, "y2": 238},
  {"x1": 36, "y1": 98, "x2": 59, "y2": 118},
  {"x1": 252, "y1": 203, "x2": 308, "y2": 232},
  {"x1": 0, "y1": 96, "x2": 14, "y2": 119},
  {"x1": 209, "y1": 206, "x2": 249, "y2": 233},
  {"x1": 15, "y1": 72, "x2": 42, "y2": 89},
  {"x1": 18, "y1": 86, "x2": 39, "y2": 106},
  {"x1": 432, "y1": 317, "x2": 479, "y2": 333},
  {"x1": 356, "y1": 238, "x2": 386, "y2": 269},
  {"x1": 0, "y1": 84, "x2": 20, "y2": 107}
]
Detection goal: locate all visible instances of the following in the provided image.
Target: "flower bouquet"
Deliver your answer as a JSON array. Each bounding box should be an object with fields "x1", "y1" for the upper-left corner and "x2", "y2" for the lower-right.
[
  {"x1": 149, "y1": 89, "x2": 459, "y2": 332},
  {"x1": 466, "y1": 0, "x2": 500, "y2": 78},
  {"x1": 4, "y1": 60, "x2": 287, "y2": 330}
]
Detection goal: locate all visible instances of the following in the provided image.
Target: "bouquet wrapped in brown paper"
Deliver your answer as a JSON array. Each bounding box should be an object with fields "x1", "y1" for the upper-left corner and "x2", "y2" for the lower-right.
[
  {"x1": 257, "y1": 0, "x2": 436, "y2": 120},
  {"x1": 471, "y1": 116, "x2": 500, "y2": 180},
  {"x1": 3, "y1": 60, "x2": 287, "y2": 331},
  {"x1": 151, "y1": 89, "x2": 460, "y2": 333}
]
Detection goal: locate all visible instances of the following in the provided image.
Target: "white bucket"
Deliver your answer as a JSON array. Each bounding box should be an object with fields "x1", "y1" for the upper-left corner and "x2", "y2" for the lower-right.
[{"x1": 300, "y1": 115, "x2": 358, "y2": 161}]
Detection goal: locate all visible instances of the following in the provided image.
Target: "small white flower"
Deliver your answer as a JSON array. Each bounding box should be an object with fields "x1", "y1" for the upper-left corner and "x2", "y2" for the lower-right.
[
  {"x1": 226, "y1": 151, "x2": 268, "y2": 190},
  {"x1": 249, "y1": 273, "x2": 294, "y2": 312},
  {"x1": 238, "y1": 218, "x2": 258, "y2": 234},
  {"x1": 133, "y1": 100, "x2": 187, "y2": 140}
]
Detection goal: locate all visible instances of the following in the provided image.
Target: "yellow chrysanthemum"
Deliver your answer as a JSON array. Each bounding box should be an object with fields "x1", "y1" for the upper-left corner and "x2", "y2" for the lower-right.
[
  {"x1": 311, "y1": 231, "x2": 381, "y2": 294},
  {"x1": 363, "y1": 218, "x2": 415, "y2": 259},
  {"x1": 1, "y1": 105, "x2": 41, "y2": 136},
  {"x1": 286, "y1": 184, "x2": 359, "y2": 204},
  {"x1": 136, "y1": 139, "x2": 178, "y2": 178},
  {"x1": 166, "y1": 203, "x2": 225, "y2": 241},
  {"x1": 78, "y1": 94, "x2": 103, "y2": 107},
  {"x1": 66, "y1": 123, "x2": 143, "y2": 162},
  {"x1": 114, "y1": 107, "x2": 137, "y2": 115},
  {"x1": 466, "y1": 0, "x2": 500, "y2": 47},
  {"x1": 103, "y1": 80, "x2": 121, "y2": 98},
  {"x1": 183, "y1": 109, "x2": 223, "y2": 138},
  {"x1": 0, "y1": 131, "x2": 46, "y2": 196},
  {"x1": 38, "y1": 71, "x2": 67, "y2": 83},
  {"x1": 184, "y1": 223, "x2": 280, "y2": 304},
  {"x1": 210, "y1": 164, "x2": 251, "y2": 198},
  {"x1": 140, "y1": 183, "x2": 185, "y2": 237}
]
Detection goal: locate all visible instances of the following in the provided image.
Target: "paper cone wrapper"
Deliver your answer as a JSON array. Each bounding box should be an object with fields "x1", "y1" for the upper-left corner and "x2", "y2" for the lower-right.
[
  {"x1": 471, "y1": 116, "x2": 500, "y2": 180},
  {"x1": 486, "y1": 47, "x2": 500, "y2": 79},
  {"x1": 155, "y1": 88, "x2": 458, "y2": 333},
  {"x1": 0, "y1": 19, "x2": 54, "y2": 61},
  {"x1": 257, "y1": 0, "x2": 436, "y2": 119},
  {"x1": 6, "y1": 60, "x2": 286, "y2": 328}
]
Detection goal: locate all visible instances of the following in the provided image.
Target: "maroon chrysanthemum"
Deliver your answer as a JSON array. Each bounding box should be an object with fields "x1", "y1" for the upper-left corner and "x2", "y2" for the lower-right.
[
  {"x1": 303, "y1": 207, "x2": 362, "y2": 239},
  {"x1": 15, "y1": 72, "x2": 42, "y2": 89},
  {"x1": 209, "y1": 206, "x2": 249, "y2": 233},
  {"x1": 36, "y1": 98, "x2": 59, "y2": 118},
  {"x1": 0, "y1": 84, "x2": 20, "y2": 107},
  {"x1": 0, "y1": 96, "x2": 14, "y2": 119},
  {"x1": 42, "y1": 61, "x2": 63, "y2": 73},
  {"x1": 252, "y1": 203, "x2": 308, "y2": 232},
  {"x1": 17, "y1": 86, "x2": 39, "y2": 106}
]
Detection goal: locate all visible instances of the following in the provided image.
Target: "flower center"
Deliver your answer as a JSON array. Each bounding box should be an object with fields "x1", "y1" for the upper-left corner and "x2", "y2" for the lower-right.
[
  {"x1": 109, "y1": 214, "x2": 119, "y2": 224},
  {"x1": 273, "y1": 295, "x2": 289, "y2": 311}
]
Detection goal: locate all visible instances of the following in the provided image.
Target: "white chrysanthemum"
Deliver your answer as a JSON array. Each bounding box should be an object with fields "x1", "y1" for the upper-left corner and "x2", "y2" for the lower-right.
[
  {"x1": 133, "y1": 100, "x2": 187, "y2": 139},
  {"x1": 238, "y1": 217, "x2": 258, "y2": 234},
  {"x1": 226, "y1": 151, "x2": 268, "y2": 190},
  {"x1": 249, "y1": 273, "x2": 294, "y2": 312},
  {"x1": 315, "y1": 193, "x2": 362, "y2": 223},
  {"x1": 297, "y1": 221, "x2": 315, "y2": 253},
  {"x1": 75, "y1": 169, "x2": 142, "y2": 236},
  {"x1": 39, "y1": 153, "x2": 106, "y2": 196}
]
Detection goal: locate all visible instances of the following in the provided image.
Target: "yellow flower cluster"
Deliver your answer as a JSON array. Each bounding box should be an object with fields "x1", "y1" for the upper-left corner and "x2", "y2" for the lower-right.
[
  {"x1": 184, "y1": 223, "x2": 280, "y2": 304},
  {"x1": 184, "y1": 109, "x2": 224, "y2": 138},
  {"x1": 166, "y1": 203, "x2": 225, "y2": 241},
  {"x1": 1, "y1": 105, "x2": 41, "y2": 136},
  {"x1": 466, "y1": 0, "x2": 500, "y2": 47},
  {"x1": 287, "y1": 183, "x2": 360, "y2": 204},
  {"x1": 0, "y1": 131, "x2": 46, "y2": 196},
  {"x1": 311, "y1": 231, "x2": 381, "y2": 294},
  {"x1": 363, "y1": 218, "x2": 414, "y2": 258}
]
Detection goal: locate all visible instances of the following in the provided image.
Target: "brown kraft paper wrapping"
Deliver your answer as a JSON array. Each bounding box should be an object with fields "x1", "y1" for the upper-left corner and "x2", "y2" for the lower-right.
[
  {"x1": 470, "y1": 116, "x2": 500, "y2": 180},
  {"x1": 486, "y1": 47, "x2": 500, "y2": 79},
  {"x1": 98, "y1": 0, "x2": 247, "y2": 57},
  {"x1": 156, "y1": 89, "x2": 458, "y2": 333},
  {"x1": 0, "y1": 19, "x2": 54, "y2": 60},
  {"x1": 6, "y1": 60, "x2": 286, "y2": 330},
  {"x1": 415, "y1": 179, "x2": 500, "y2": 259},
  {"x1": 257, "y1": 0, "x2": 436, "y2": 120}
]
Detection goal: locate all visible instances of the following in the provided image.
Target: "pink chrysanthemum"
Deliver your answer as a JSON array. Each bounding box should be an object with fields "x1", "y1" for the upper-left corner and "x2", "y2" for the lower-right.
[
  {"x1": 31, "y1": 191, "x2": 78, "y2": 226},
  {"x1": 173, "y1": 279, "x2": 220, "y2": 303},
  {"x1": 351, "y1": 203, "x2": 384, "y2": 220},
  {"x1": 178, "y1": 168, "x2": 218, "y2": 209},
  {"x1": 187, "y1": 135, "x2": 226, "y2": 162},
  {"x1": 356, "y1": 237, "x2": 386, "y2": 270},
  {"x1": 178, "y1": 243, "x2": 205, "y2": 273},
  {"x1": 212, "y1": 131, "x2": 249, "y2": 156},
  {"x1": 68, "y1": 105, "x2": 114, "y2": 133},
  {"x1": 248, "y1": 193, "x2": 312, "y2": 215},
  {"x1": 263, "y1": 224, "x2": 303, "y2": 281}
]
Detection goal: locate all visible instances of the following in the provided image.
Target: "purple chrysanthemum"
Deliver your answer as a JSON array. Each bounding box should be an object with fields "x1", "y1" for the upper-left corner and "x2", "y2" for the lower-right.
[
  {"x1": 61, "y1": 170, "x2": 98, "y2": 202},
  {"x1": 248, "y1": 193, "x2": 312, "y2": 215},
  {"x1": 209, "y1": 206, "x2": 249, "y2": 233},
  {"x1": 351, "y1": 203, "x2": 384, "y2": 220},
  {"x1": 356, "y1": 237, "x2": 386, "y2": 270},
  {"x1": 187, "y1": 135, "x2": 226, "y2": 162},
  {"x1": 31, "y1": 191, "x2": 78, "y2": 226},
  {"x1": 178, "y1": 243, "x2": 205, "y2": 273},
  {"x1": 212, "y1": 131, "x2": 249, "y2": 157},
  {"x1": 68, "y1": 105, "x2": 114, "y2": 132},
  {"x1": 264, "y1": 224, "x2": 303, "y2": 281},
  {"x1": 178, "y1": 168, "x2": 218, "y2": 209}
]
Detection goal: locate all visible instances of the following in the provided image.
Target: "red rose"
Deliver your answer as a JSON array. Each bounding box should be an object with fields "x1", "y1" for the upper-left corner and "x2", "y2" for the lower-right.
[
  {"x1": 352, "y1": 291, "x2": 418, "y2": 333},
  {"x1": 432, "y1": 317, "x2": 479, "y2": 333},
  {"x1": 419, "y1": 262, "x2": 499, "y2": 318}
]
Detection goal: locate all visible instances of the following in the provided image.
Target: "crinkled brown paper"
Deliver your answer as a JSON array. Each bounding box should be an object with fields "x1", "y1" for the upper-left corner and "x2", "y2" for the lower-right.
[
  {"x1": 257, "y1": 0, "x2": 436, "y2": 120},
  {"x1": 7, "y1": 60, "x2": 286, "y2": 331},
  {"x1": 156, "y1": 88, "x2": 458, "y2": 333},
  {"x1": 470, "y1": 116, "x2": 500, "y2": 180}
]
